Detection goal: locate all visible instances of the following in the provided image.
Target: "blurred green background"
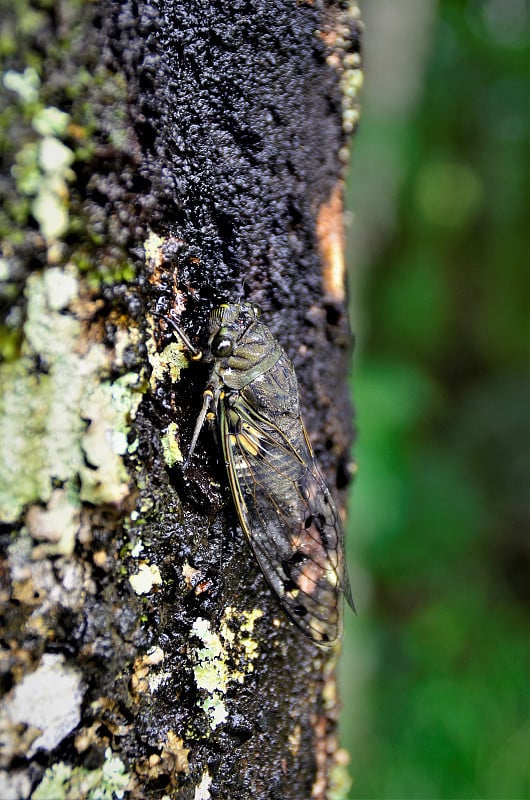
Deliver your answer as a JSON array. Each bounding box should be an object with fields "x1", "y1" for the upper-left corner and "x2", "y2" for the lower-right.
[{"x1": 340, "y1": 1, "x2": 528, "y2": 798}]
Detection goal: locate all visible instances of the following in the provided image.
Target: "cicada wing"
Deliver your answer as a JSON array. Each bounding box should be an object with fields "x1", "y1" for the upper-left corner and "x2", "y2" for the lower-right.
[{"x1": 219, "y1": 395, "x2": 350, "y2": 646}]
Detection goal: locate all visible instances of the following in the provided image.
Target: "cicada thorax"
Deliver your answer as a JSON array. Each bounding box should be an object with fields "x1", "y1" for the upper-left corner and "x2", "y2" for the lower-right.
[
  {"x1": 169, "y1": 301, "x2": 353, "y2": 646},
  {"x1": 209, "y1": 307, "x2": 284, "y2": 391}
]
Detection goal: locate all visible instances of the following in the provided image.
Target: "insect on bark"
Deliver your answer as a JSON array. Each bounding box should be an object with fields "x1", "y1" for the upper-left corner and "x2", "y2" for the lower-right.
[{"x1": 163, "y1": 302, "x2": 354, "y2": 646}]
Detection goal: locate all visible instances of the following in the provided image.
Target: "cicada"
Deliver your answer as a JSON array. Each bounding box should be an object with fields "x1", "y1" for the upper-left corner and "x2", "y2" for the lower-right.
[{"x1": 164, "y1": 302, "x2": 353, "y2": 646}]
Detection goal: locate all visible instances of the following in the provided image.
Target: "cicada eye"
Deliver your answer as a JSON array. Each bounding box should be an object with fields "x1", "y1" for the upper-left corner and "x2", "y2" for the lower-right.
[{"x1": 211, "y1": 334, "x2": 233, "y2": 357}]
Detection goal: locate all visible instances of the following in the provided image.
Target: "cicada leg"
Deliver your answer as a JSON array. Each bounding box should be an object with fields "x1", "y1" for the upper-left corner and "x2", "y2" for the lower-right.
[
  {"x1": 159, "y1": 313, "x2": 203, "y2": 361},
  {"x1": 184, "y1": 383, "x2": 221, "y2": 467}
]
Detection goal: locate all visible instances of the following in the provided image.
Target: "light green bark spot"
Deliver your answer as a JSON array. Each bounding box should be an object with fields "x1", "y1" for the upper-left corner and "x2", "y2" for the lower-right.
[
  {"x1": 3, "y1": 67, "x2": 40, "y2": 104},
  {"x1": 32, "y1": 106, "x2": 70, "y2": 137}
]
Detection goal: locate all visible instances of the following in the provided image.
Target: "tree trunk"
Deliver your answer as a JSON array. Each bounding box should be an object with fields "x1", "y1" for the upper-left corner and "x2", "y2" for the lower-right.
[{"x1": 0, "y1": 1, "x2": 361, "y2": 798}]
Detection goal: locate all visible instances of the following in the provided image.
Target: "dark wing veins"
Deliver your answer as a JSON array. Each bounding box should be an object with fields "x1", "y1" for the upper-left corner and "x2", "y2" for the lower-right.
[{"x1": 220, "y1": 393, "x2": 347, "y2": 645}]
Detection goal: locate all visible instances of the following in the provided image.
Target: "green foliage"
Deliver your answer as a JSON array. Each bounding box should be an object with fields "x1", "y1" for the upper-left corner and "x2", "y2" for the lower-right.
[{"x1": 342, "y1": 1, "x2": 528, "y2": 798}]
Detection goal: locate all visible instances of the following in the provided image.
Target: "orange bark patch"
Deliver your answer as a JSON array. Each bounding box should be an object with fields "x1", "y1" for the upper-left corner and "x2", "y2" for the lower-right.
[{"x1": 316, "y1": 184, "x2": 346, "y2": 302}]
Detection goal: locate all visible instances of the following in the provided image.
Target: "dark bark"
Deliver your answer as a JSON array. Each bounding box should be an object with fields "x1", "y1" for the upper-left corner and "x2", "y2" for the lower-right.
[{"x1": 0, "y1": 1, "x2": 361, "y2": 798}]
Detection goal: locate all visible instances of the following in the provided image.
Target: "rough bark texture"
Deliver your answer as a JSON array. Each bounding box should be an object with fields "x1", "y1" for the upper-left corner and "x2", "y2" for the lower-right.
[{"x1": 0, "y1": 1, "x2": 361, "y2": 798}]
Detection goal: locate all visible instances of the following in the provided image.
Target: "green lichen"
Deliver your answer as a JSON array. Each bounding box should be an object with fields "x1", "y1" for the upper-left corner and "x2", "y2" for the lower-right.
[
  {"x1": 0, "y1": 269, "x2": 142, "y2": 524},
  {"x1": 326, "y1": 0, "x2": 362, "y2": 162},
  {"x1": 147, "y1": 338, "x2": 188, "y2": 389},
  {"x1": 160, "y1": 421, "x2": 183, "y2": 467},
  {"x1": 81, "y1": 257, "x2": 136, "y2": 289},
  {"x1": 32, "y1": 748, "x2": 130, "y2": 800},
  {"x1": 32, "y1": 105, "x2": 70, "y2": 137},
  {"x1": 0, "y1": 363, "x2": 57, "y2": 522},
  {"x1": 191, "y1": 618, "x2": 229, "y2": 730},
  {"x1": 191, "y1": 608, "x2": 264, "y2": 732}
]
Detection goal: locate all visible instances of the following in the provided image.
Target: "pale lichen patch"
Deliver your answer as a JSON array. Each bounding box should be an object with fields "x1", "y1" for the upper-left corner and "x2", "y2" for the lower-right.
[
  {"x1": 130, "y1": 540, "x2": 144, "y2": 557},
  {"x1": 194, "y1": 768, "x2": 213, "y2": 800},
  {"x1": 182, "y1": 560, "x2": 201, "y2": 590},
  {"x1": 0, "y1": 269, "x2": 141, "y2": 523},
  {"x1": 130, "y1": 646, "x2": 167, "y2": 699},
  {"x1": 288, "y1": 724, "x2": 302, "y2": 757},
  {"x1": 144, "y1": 229, "x2": 166, "y2": 269},
  {"x1": 79, "y1": 373, "x2": 141, "y2": 505},
  {"x1": 43, "y1": 266, "x2": 79, "y2": 310},
  {"x1": 135, "y1": 729, "x2": 190, "y2": 787},
  {"x1": 1, "y1": 653, "x2": 84, "y2": 758},
  {"x1": 129, "y1": 563, "x2": 163, "y2": 595},
  {"x1": 0, "y1": 365, "x2": 59, "y2": 521},
  {"x1": 3, "y1": 67, "x2": 40, "y2": 104},
  {"x1": 25, "y1": 488, "x2": 80, "y2": 557},
  {"x1": 10, "y1": 105, "x2": 75, "y2": 241}
]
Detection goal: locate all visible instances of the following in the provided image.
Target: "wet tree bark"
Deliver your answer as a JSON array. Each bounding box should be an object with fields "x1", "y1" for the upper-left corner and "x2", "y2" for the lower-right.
[{"x1": 0, "y1": 1, "x2": 361, "y2": 798}]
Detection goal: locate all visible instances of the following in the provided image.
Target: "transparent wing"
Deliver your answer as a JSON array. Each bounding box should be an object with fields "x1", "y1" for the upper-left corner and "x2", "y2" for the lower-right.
[{"x1": 219, "y1": 394, "x2": 352, "y2": 646}]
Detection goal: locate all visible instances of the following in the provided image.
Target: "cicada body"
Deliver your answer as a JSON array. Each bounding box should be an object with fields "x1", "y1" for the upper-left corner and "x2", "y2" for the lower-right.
[{"x1": 169, "y1": 302, "x2": 353, "y2": 646}]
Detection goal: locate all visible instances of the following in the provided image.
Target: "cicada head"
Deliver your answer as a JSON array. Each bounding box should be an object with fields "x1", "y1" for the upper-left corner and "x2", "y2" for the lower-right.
[
  {"x1": 208, "y1": 304, "x2": 245, "y2": 359},
  {"x1": 208, "y1": 303, "x2": 280, "y2": 388}
]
